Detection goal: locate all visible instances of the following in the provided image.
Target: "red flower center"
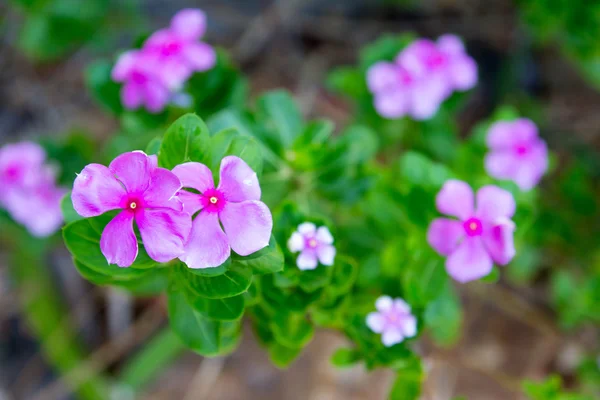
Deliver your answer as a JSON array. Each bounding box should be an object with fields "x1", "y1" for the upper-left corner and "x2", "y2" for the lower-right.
[
  {"x1": 463, "y1": 217, "x2": 483, "y2": 237},
  {"x1": 515, "y1": 144, "x2": 529, "y2": 156},
  {"x1": 130, "y1": 71, "x2": 147, "y2": 84},
  {"x1": 201, "y1": 188, "x2": 227, "y2": 213},
  {"x1": 162, "y1": 42, "x2": 181, "y2": 57},
  {"x1": 4, "y1": 165, "x2": 20, "y2": 182}
]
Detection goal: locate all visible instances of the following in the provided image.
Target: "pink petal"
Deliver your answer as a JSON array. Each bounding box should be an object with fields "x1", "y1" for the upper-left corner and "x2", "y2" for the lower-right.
[
  {"x1": 476, "y1": 185, "x2": 516, "y2": 222},
  {"x1": 375, "y1": 295, "x2": 394, "y2": 312},
  {"x1": 297, "y1": 249, "x2": 318, "y2": 270},
  {"x1": 394, "y1": 299, "x2": 411, "y2": 314},
  {"x1": 437, "y1": 34, "x2": 465, "y2": 55},
  {"x1": 148, "y1": 154, "x2": 158, "y2": 168},
  {"x1": 409, "y1": 76, "x2": 448, "y2": 120},
  {"x1": 180, "y1": 212, "x2": 230, "y2": 269},
  {"x1": 483, "y1": 222, "x2": 516, "y2": 265},
  {"x1": 122, "y1": 82, "x2": 144, "y2": 110},
  {"x1": 72, "y1": 164, "x2": 125, "y2": 217},
  {"x1": 171, "y1": 8, "x2": 207, "y2": 40},
  {"x1": 100, "y1": 211, "x2": 138, "y2": 267},
  {"x1": 486, "y1": 119, "x2": 537, "y2": 149},
  {"x1": 316, "y1": 226, "x2": 334, "y2": 244},
  {"x1": 382, "y1": 328, "x2": 404, "y2": 347},
  {"x1": 367, "y1": 62, "x2": 400, "y2": 94},
  {"x1": 183, "y1": 42, "x2": 216, "y2": 72},
  {"x1": 484, "y1": 150, "x2": 518, "y2": 181},
  {"x1": 446, "y1": 237, "x2": 493, "y2": 283},
  {"x1": 401, "y1": 315, "x2": 417, "y2": 338},
  {"x1": 427, "y1": 218, "x2": 465, "y2": 256},
  {"x1": 217, "y1": 156, "x2": 261, "y2": 203},
  {"x1": 109, "y1": 151, "x2": 152, "y2": 194},
  {"x1": 436, "y1": 180, "x2": 474, "y2": 220},
  {"x1": 288, "y1": 232, "x2": 305, "y2": 252},
  {"x1": 298, "y1": 222, "x2": 316, "y2": 235},
  {"x1": 219, "y1": 200, "x2": 272, "y2": 256},
  {"x1": 449, "y1": 55, "x2": 477, "y2": 91},
  {"x1": 112, "y1": 50, "x2": 138, "y2": 82},
  {"x1": 172, "y1": 162, "x2": 215, "y2": 193},
  {"x1": 374, "y1": 91, "x2": 408, "y2": 119},
  {"x1": 366, "y1": 312, "x2": 385, "y2": 333},
  {"x1": 143, "y1": 167, "x2": 182, "y2": 208},
  {"x1": 316, "y1": 244, "x2": 336, "y2": 266},
  {"x1": 136, "y1": 208, "x2": 191, "y2": 263},
  {"x1": 177, "y1": 190, "x2": 204, "y2": 215},
  {"x1": 143, "y1": 80, "x2": 171, "y2": 113},
  {"x1": 513, "y1": 141, "x2": 548, "y2": 191},
  {"x1": 156, "y1": 58, "x2": 191, "y2": 91}
]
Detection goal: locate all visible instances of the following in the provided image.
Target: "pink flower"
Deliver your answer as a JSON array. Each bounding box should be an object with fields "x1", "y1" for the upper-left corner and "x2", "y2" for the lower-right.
[
  {"x1": 287, "y1": 223, "x2": 336, "y2": 270},
  {"x1": 427, "y1": 180, "x2": 516, "y2": 283},
  {"x1": 172, "y1": 156, "x2": 272, "y2": 269},
  {"x1": 72, "y1": 151, "x2": 191, "y2": 267},
  {"x1": 366, "y1": 296, "x2": 417, "y2": 347},
  {"x1": 366, "y1": 34, "x2": 477, "y2": 120},
  {"x1": 485, "y1": 118, "x2": 548, "y2": 191},
  {"x1": 112, "y1": 50, "x2": 171, "y2": 113},
  {"x1": 143, "y1": 8, "x2": 216, "y2": 90},
  {"x1": 0, "y1": 142, "x2": 65, "y2": 237}
]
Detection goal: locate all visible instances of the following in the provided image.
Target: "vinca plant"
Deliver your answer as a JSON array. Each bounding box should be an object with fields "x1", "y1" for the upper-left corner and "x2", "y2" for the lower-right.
[{"x1": 1, "y1": 6, "x2": 599, "y2": 400}]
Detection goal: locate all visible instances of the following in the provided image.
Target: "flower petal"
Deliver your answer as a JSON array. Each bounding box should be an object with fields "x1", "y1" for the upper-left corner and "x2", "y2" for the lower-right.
[
  {"x1": 476, "y1": 185, "x2": 516, "y2": 222},
  {"x1": 297, "y1": 249, "x2": 318, "y2": 270},
  {"x1": 367, "y1": 62, "x2": 399, "y2": 94},
  {"x1": 219, "y1": 200, "x2": 272, "y2": 256},
  {"x1": 122, "y1": 82, "x2": 144, "y2": 110},
  {"x1": 298, "y1": 222, "x2": 316, "y2": 235},
  {"x1": 316, "y1": 244, "x2": 336, "y2": 266},
  {"x1": 449, "y1": 55, "x2": 477, "y2": 91},
  {"x1": 483, "y1": 222, "x2": 516, "y2": 265},
  {"x1": 513, "y1": 141, "x2": 548, "y2": 191},
  {"x1": 366, "y1": 312, "x2": 386, "y2": 333},
  {"x1": 374, "y1": 91, "x2": 408, "y2": 119},
  {"x1": 109, "y1": 151, "x2": 152, "y2": 194},
  {"x1": 409, "y1": 77, "x2": 448, "y2": 120},
  {"x1": 436, "y1": 180, "x2": 474, "y2": 220},
  {"x1": 316, "y1": 226, "x2": 334, "y2": 245},
  {"x1": 437, "y1": 34, "x2": 465, "y2": 55},
  {"x1": 401, "y1": 315, "x2": 417, "y2": 338},
  {"x1": 288, "y1": 232, "x2": 305, "y2": 252},
  {"x1": 180, "y1": 212, "x2": 230, "y2": 269},
  {"x1": 375, "y1": 295, "x2": 394, "y2": 312},
  {"x1": 100, "y1": 211, "x2": 138, "y2": 267},
  {"x1": 177, "y1": 190, "x2": 204, "y2": 215},
  {"x1": 143, "y1": 80, "x2": 171, "y2": 113},
  {"x1": 393, "y1": 299, "x2": 411, "y2": 314},
  {"x1": 136, "y1": 209, "x2": 191, "y2": 263},
  {"x1": 446, "y1": 237, "x2": 493, "y2": 283},
  {"x1": 72, "y1": 164, "x2": 125, "y2": 217},
  {"x1": 172, "y1": 162, "x2": 214, "y2": 193},
  {"x1": 183, "y1": 42, "x2": 216, "y2": 72},
  {"x1": 486, "y1": 119, "x2": 537, "y2": 149},
  {"x1": 143, "y1": 167, "x2": 182, "y2": 208},
  {"x1": 171, "y1": 8, "x2": 206, "y2": 40},
  {"x1": 112, "y1": 50, "x2": 138, "y2": 82},
  {"x1": 427, "y1": 218, "x2": 465, "y2": 256},
  {"x1": 484, "y1": 151, "x2": 518, "y2": 182},
  {"x1": 217, "y1": 156, "x2": 261, "y2": 203},
  {"x1": 382, "y1": 328, "x2": 404, "y2": 347}
]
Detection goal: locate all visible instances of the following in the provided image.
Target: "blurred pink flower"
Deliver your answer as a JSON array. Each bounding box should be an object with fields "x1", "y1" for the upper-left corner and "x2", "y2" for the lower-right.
[
  {"x1": 366, "y1": 296, "x2": 417, "y2": 347},
  {"x1": 173, "y1": 156, "x2": 272, "y2": 269},
  {"x1": 427, "y1": 180, "x2": 516, "y2": 283},
  {"x1": 366, "y1": 34, "x2": 477, "y2": 120},
  {"x1": 287, "y1": 223, "x2": 336, "y2": 270},
  {"x1": 72, "y1": 151, "x2": 191, "y2": 267},
  {"x1": 0, "y1": 142, "x2": 65, "y2": 237},
  {"x1": 485, "y1": 118, "x2": 548, "y2": 191}
]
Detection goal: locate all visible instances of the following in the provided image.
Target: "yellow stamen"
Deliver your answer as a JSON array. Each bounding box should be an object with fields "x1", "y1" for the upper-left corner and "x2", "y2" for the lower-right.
[{"x1": 210, "y1": 196, "x2": 218, "y2": 204}]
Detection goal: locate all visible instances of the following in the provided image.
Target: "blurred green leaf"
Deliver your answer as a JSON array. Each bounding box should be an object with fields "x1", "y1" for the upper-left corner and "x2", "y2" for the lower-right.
[{"x1": 159, "y1": 113, "x2": 211, "y2": 170}]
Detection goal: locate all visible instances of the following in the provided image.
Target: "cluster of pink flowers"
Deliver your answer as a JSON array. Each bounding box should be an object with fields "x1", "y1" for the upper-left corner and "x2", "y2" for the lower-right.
[
  {"x1": 112, "y1": 9, "x2": 216, "y2": 113},
  {"x1": 72, "y1": 151, "x2": 272, "y2": 268},
  {"x1": 0, "y1": 142, "x2": 65, "y2": 237},
  {"x1": 367, "y1": 34, "x2": 477, "y2": 120},
  {"x1": 287, "y1": 223, "x2": 336, "y2": 270},
  {"x1": 366, "y1": 296, "x2": 417, "y2": 347}
]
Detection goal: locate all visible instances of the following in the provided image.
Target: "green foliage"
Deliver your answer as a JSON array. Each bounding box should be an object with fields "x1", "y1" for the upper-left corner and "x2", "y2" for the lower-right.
[{"x1": 523, "y1": 375, "x2": 595, "y2": 400}]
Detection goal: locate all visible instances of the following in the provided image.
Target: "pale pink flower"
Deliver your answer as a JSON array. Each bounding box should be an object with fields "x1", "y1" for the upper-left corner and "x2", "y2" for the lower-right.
[
  {"x1": 173, "y1": 156, "x2": 272, "y2": 269},
  {"x1": 366, "y1": 296, "x2": 417, "y2": 347},
  {"x1": 287, "y1": 223, "x2": 336, "y2": 270},
  {"x1": 485, "y1": 118, "x2": 548, "y2": 191},
  {"x1": 72, "y1": 151, "x2": 191, "y2": 267},
  {"x1": 427, "y1": 180, "x2": 516, "y2": 283}
]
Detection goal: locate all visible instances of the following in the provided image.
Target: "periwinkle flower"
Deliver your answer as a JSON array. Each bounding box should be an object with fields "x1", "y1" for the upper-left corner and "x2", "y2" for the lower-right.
[
  {"x1": 0, "y1": 142, "x2": 65, "y2": 237},
  {"x1": 173, "y1": 156, "x2": 272, "y2": 269},
  {"x1": 72, "y1": 151, "x2": 191, "y2": 267},
  {"x1": 485, "y1": 118, "x2": 548, "y2": 191},
  {"x1": 287, "y1": 223, "x2": 336, "y2": 270},
  {"x1": 427, "y1": 180, "x2": 516, "y2": 283},
  {"x1": 366, "y1": 296, "x2": 417, "y2": 347}
]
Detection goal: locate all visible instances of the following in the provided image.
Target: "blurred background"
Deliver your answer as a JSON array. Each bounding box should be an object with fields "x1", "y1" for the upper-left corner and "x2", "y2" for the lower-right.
[{"x1": 1, "y1": 0, "x2": 599, "y2": 399}]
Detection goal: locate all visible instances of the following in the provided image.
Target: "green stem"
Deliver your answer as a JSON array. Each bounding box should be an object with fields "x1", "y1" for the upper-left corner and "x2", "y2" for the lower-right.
[{"x1": 119, "y1": 327, "x2": 186, "y2": 391}]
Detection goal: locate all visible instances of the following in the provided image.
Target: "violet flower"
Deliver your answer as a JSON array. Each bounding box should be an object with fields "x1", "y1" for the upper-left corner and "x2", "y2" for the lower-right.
[
  {"x1": 427, "y1": 180, "x2": 516, "y2": 283},
  {"x1": 72, "y1": 151, "x2": 191, "y2": 267},
  {"x1": 173, "y1": 156, "x2": 272, "y2": 269},
  {"x1": 287, "y1": 223, "x2": 336, "y2": 270},
  {"x1": 485, "y1": 118, "x2": 548, "y2": 191},
  {"x1": 366, "y1": 296, "x2": 417, "y2": 347}
]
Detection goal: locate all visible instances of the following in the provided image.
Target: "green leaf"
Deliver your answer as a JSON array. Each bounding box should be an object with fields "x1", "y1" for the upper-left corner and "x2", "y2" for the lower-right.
[
  {"x1": 61, "y1": 192, "x2": 82, "y2": 224},
  {"x1": 167, "y1": 288, "x2": 241, "y2": 356},
  {"x1": 327, "y1": 256, "x2": 359, "y2": 297},
  {"x1": 185, "y1": 290, "x2": 245, "y2": 321},
  {"x1": 85, "y1": 60, "x2": 123, "y2": 115},
  {"x1": 423, "y1": 284, "x2": 463, "y2": 347},
  {"x1": 326, "y1": 67, "x2": 366, "y2": 99},
  {"x1": 145, "y1": 137, "x2": 162, "y2": 156},
  {"x1": 255, "y1": 90, "x2": 304, "y2": 150},
  {"x1": 178, "y1": 262, "x2": 253, "y2": 299},
  {"x1": 209, "y1": 128, "x2": 263, "y2": 176},
  {"x1": 270, "y1": 312, "x2": 314, "y2": 349},
  {"x1": 231, "y1": 236, "x2": 284, "y2": 275},
  {"x1": 330, "y1": 348, "x2": 361, "y2": 368},
  {"x1": 268, "y1": 342, "x2": 303, "y2": 368},
  {"x1": 388, "y1": 357, "x2": 423, "y2": 400},
  {"x1": 397, "y1": 151, "x2": 455, "y2": 189},
  {"x1": 158, "y1": 113, "x2": 211, "y2": 170}
]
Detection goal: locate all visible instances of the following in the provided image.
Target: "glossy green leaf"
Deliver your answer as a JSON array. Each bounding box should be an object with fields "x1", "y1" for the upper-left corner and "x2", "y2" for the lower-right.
[
  {"x1": 388, "y1": 357, "x2": 423, "y2": 400},
  {"x1": 255, "y1": 90, "x2": 303, "y2": 150},
  {"x1": 270, "y1": 312, "x2": 314, "y2": 349},
  {"x1": 61, "y1": 192, "x2": 82, "y2": 224},
  {"x1": 330, "y1": 347, "x2": 361, "y2": 368},
  {"x1": 158, "y1": 113, "x2": 211, "y2": 170},
  {"x1": 177, "y1": 262, "x2": 252, "y2": 299},
  {"x1": 85, "y1": 60, "x2": 123, "y2": 115},
  {"x1": 231, "y1": 236, "x2": 284, "y2": 275},
  {"x1": 185, "y1": 290, "x2": 245, "y2": 321}
]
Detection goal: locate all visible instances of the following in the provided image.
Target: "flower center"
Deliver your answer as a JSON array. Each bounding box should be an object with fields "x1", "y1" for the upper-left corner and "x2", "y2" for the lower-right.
[
  {"x1": 162, "y1": 42, "x2": 181, "y2": 56},
  {"x1": 515, "y1": 144, "x2": 529, "y2": 156},
  {"x1": 210, "y1": 196, "x2": 218, "y2": 204},
  {"x1": 128, "y1": 200, "x2": 139, "y2": 211},
  {"x1": 463, "y1": 217, "x2": 483, "y2": 237},
  {"x1": 4, "y1": 165, "x2": 20, "y2": 181},
  {"x1": 201, "y1": 188, "x2": 227, "y2": 213},
  {"x1": 131, "y1": 70, "x2": 147, "y2": 84},
  {"x1": 307, "y1": 238, "x2": 318, "y2": 249}
]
